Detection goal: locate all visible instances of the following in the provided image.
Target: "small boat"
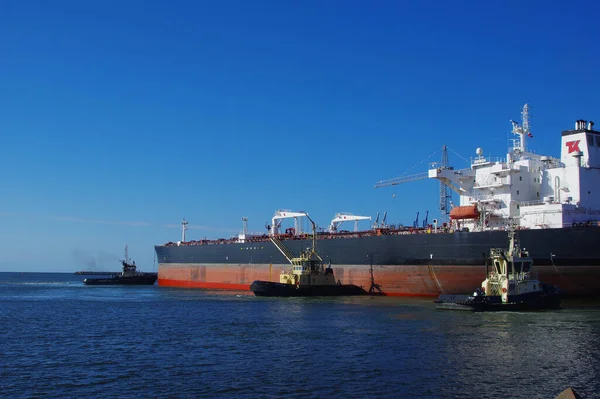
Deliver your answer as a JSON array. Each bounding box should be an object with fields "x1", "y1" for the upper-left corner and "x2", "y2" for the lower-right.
[
  {"x1": 250, "y1": 215, "x2": 374, "y2": 297},
  {"x1": 83, "y1": 246, "x2": 158, "y2": 286},
  {"x1": 435, "y1": 224, "x2": 562, "y2": 311}
]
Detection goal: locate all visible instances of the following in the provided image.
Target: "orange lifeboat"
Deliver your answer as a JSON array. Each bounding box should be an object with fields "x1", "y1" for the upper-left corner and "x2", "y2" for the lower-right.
[{"x1": 449, "y1": 205, "x2": 480, "y2": 220}]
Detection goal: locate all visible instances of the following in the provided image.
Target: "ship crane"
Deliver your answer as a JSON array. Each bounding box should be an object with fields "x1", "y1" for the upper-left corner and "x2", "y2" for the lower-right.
[
  {"x1": 269, "y1": 213, "x2": 322, "y2": 265},
  {"x1": 372, "y1": 212, "x2": 389, "y2": 229},
  {"x1": 374, "y1": 145, "x2": 457, "y2": 224},
  {"x1": 380, "y1": 212, "x2": 388, "y2": 228},
  {"x1": 328, "y1": 213, "x2": 371, "y2": 233},
  {"x1": 270, "y1": 210, "x2": 308, "y2": 236}
]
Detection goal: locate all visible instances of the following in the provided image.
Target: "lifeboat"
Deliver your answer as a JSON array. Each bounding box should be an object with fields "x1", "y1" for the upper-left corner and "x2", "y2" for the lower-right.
[{"x1": 450, "y1": 205, "x2": 480, "y2": 220}]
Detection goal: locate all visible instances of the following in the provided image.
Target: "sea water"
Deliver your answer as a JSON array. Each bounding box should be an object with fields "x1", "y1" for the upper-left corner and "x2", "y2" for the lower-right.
[{"x1": 1, "y1": 272, "x2": 599, "y2": 398}]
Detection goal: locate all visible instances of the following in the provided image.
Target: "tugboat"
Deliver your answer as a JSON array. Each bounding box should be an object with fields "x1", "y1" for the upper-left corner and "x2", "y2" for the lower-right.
[
  {"x1": 434, "y1": 224, "x2": 562, "y2": 311},
  {"x1": 82, "y1": 246, "x2": 158, "y2": 286},
  {"x1": 250, "y1": 214, "x2": 369, "y2": 297}
]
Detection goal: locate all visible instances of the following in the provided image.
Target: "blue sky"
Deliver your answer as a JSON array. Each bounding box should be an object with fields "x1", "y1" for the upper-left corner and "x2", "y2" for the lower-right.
[{"x1": 1, "y1": 0, "x2": 599, "y2": 272}]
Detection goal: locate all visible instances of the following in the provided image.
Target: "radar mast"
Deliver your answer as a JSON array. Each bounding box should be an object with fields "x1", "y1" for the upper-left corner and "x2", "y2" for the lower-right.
[{"x1": 181, "y1": 218, "x2": 189, "y2": 242}]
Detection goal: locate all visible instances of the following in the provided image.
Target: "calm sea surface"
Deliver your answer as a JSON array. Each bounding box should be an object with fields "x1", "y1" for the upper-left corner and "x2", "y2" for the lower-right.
[{"x1": 1, "y1": 272, "x2": 599, "y2": 399}]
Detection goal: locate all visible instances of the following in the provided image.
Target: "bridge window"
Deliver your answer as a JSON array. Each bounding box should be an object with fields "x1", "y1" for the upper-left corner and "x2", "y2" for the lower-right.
[
  {"x1": 514, "y1": 262, "x2": 522, "y2": 273},
  {"x1": 494, "y1": 260, "x2": 501, "y2": 274}
]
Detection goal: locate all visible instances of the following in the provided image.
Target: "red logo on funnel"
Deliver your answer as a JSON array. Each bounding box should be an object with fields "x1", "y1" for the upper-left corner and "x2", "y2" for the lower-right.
[{"x1": 566, "y1": 140, "x2": 581, "y2": 153}]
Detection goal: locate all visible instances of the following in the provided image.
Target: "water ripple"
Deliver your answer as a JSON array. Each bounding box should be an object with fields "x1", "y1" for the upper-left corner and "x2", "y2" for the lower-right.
[{"x1": 1, "y1": 274, "x2": 599, "y2": 398}]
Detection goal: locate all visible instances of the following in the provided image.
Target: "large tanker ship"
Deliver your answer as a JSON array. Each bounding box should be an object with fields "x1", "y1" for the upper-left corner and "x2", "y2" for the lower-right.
[{"x1": 155, "y1": 105, "x2": 600, "y2": 296}]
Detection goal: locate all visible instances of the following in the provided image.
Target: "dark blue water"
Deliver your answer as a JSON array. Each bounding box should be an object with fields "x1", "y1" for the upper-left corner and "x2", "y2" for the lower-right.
[{"x1": 1, "y1": 273, "x2": 599, "y2": 398}]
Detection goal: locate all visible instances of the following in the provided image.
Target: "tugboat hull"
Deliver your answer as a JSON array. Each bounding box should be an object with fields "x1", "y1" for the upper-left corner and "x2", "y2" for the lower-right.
[
  {"x1": 250, "y1": 280, "x2": 367, "y2": 297},
  {"x1": 83, "y1": 274, "x2": 158, "y2": 286},
  {"x1": 435, "y1": 289, "x2": 562, "y2": 312}
]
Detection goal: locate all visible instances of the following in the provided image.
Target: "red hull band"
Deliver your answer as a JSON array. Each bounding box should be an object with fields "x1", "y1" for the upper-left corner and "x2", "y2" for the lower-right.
[
  {"x1": 158, "y1": 278, "x2": 250, "y2": 291},
  {"x1": 157, "y1": 263, "x2": 600, "y2": 297},
  {"x1": 157, "y1": 263, "x2": 483, "y2": 297},
  {"x1": 158, "y1": 277, "x2": 438, "y2": 297}
]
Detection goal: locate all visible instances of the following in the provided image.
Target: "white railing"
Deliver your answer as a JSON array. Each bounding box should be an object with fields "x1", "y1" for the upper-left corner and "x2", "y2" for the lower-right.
[
  {"x1": 471, "y1": 156, "x2": 504, "y2": 165},
  {"x1": 519, "y1": 200, "x2": 546, "y2": 207}
]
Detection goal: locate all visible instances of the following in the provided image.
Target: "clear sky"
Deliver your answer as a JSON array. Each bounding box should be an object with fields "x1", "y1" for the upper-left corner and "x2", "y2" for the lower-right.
[{"x1": 1, "y1": 0, "x2": 599, "y2": 272}]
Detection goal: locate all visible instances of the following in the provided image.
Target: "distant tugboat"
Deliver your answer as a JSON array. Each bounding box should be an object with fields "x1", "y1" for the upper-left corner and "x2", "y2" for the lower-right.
[
  {"x1": 434, "y1": 224, "x2": 562, "y2": 311},
  {"x1": 82, "y1": 246, "x2": 158, "y2": 286},
  {"x1": 250, "y1": 215, "x2": 369, "y2": 297}
]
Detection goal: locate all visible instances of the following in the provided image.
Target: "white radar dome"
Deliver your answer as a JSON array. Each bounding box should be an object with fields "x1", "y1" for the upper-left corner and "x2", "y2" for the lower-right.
[{"x1": 476, "y1": 148, "x2": 483, "y2": 156}]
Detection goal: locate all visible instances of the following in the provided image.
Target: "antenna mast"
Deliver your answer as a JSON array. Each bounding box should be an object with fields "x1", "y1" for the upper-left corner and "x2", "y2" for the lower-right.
[
  {"x1": 510, "y1": 103, "x2": 531, "y2": 153},
  {"x1": 522, "y1": 104, "x2": 531, "y2": 138},
  {"x1": 181, "y1": 218, "x2": 189, "y2": 242},
  {"x1": 439, "y1": 145, "x2": 451, "y2": 224}
]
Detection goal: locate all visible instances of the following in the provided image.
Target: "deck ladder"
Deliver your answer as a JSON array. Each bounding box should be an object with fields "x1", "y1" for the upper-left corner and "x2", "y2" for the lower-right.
[{"x1": 269, "y1": 237, "x2": 295, "y2": 264}]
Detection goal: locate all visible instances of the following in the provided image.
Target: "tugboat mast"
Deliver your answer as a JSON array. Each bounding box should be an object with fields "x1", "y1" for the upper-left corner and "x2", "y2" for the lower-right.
[
  {"x1": 304, "y1": 213, "x2": 320, "y2": 260},
  {"x1": 506, "y1": 219, "x2": 522, "y2": 257}
]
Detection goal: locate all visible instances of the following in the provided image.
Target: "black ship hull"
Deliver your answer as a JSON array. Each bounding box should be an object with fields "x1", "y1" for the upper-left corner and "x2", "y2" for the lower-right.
[
  {"x1": 250, "y1": 280, "x2": 367, "y2": 297},
  {"x1": 156, "y1": 226, "x2": 600, "y2": 296},
  {"x1": 83, "y1": 273, "x2": 158, "y2": 286}
]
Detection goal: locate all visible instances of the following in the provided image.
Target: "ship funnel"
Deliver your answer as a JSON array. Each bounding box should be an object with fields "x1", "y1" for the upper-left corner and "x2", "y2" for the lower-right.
[
  {"x1": 576, "y1": 120, "x2": 588, "y2": 130},
  {"x1": 589, "y1": 121, "x2": 595, "y2": 130}
]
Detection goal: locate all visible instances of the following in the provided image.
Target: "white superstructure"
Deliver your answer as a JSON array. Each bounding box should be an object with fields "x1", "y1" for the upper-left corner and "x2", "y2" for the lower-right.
[{"x1": 429, "y1": 104, "x2": 600, "y2": 231}]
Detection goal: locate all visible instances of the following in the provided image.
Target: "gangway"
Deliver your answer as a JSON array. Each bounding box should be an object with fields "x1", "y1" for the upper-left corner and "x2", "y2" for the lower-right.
[{"x1": 269, "y1": 236, "x2": 296, "y2": 262}]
